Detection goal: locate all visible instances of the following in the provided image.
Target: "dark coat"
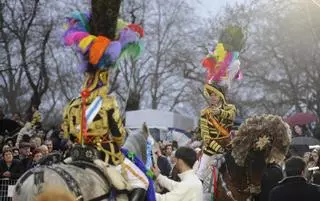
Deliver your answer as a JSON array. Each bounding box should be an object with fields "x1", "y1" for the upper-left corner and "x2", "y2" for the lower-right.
[
  {"x1": 258, "y1": 163, "x2": 283, "y2": 201},
  {"x1": 269, "y1": 176, "x2": 320, "y2": 201},
  {"x1": 157, "y1": 155, "x2": 171, "y2": 177},
  {"x1": 0, "y1": 159, "x2": 23, "y2": 179}
]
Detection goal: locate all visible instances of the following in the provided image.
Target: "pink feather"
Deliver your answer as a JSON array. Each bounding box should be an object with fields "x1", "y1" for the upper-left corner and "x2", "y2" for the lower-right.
[
  {"x1": 209, "y1": 52, "x2": 232, "y2": 82},
  {"x1": 64, "y1": 31, "x2": 89, "y2": 46}
]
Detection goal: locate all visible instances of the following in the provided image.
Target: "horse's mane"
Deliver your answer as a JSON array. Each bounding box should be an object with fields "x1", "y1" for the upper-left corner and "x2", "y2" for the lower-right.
[{"x1": 123, "y1": 124, "x2": 149, "y2": 163}]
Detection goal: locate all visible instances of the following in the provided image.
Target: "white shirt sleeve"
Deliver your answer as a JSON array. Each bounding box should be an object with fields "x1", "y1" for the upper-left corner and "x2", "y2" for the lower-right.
[
  {"x1": 155, "y1": 185, "x2": 188, "y2": 201},
  {"x1": 156, "y1": 174, "x2": 179, "y2": 191}
]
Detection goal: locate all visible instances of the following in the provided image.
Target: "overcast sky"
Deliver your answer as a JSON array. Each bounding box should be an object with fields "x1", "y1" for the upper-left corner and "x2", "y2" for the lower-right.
[{"x1": 190, "y1": 0, "x2": 242, "y2": 16}]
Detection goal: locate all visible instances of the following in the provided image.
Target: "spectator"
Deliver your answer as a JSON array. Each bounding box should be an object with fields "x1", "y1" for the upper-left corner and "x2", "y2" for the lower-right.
[
  {"x1": 35, "y1": 187, "x2": 76, "y2": 201},
  {"x1": 170, "y1": 154, "x2": 180, "y2": 182},
  {"x1": 153, "y1": 147, "x2": 203, "y2": 201},
  {"x1": 30, "y1": 135, "x2": 42, "y2": 148},
  {"x1": 39, "y1": 145, "x2": 49, "y2": 156},
  {"x1": 192, "y1": 148, "x2": 202, "y2": 172},
  {"x1": 304, "y1": 149, "x2": 320, "y2": 181},
  {"x1": 28, "y1": 148, "x2": 43, "y2": 168},
  {"x1": 269, "y1": 156, "x2": 320, "y2": 201},
  {"x1": 156, "y1": 150, "x2": 171, "y2": 177},
  {"x1": 312, "y1": 171, "x2": 320, "y2": 185},
  {"x1": 12, "y1": 147, "x2": 20, "y2": 160},
  {"x1": 19, "y1": 142, "x2": 33, "y2": 172},
  {"x1": 0, "y1": 148, "x2": 23, "y2": 179},
  {"x1": 45, "y1": 140, "x2": 53, "y2": 153},
  {"x1": 12, "y1": 112, "x2": 24, "y2": 126},
  {"x1": 164, "y1": 144, "x2": 173, "y2": 157},
  {"x1": 172, "y1": 140, "x2": 178, "y2": 151},
  {"x1": 5, "y1": 138, "x2": 14, "y2": 147},
  {"x1": 258, "y1": 160, "x2": 284, "y2": 201}
]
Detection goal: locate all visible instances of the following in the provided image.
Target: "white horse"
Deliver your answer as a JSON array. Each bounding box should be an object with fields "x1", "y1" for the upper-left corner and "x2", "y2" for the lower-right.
[{"x1": 13, "y1": 124, "x2": 154, "y2": 201}]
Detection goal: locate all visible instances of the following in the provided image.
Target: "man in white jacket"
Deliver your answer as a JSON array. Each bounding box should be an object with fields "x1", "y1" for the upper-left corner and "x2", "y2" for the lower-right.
[{"x1": 152, "y1": 147, "x2": 203, "y2": 201}]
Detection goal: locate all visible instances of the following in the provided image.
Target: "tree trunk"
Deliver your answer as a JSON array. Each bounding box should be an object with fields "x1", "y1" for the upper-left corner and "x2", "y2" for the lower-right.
[
  {"x1": 90, "y1": 0, "x2": 121, "y2": 39},
  {"x1": 125, "y1": 91, "x2": 140, "y2": 111}
]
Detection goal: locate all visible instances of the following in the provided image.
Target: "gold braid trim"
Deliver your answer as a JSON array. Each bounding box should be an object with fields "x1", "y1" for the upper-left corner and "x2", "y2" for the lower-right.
[
  {"x1": 122, "y1": 163, "x2": 148, "y2": 186},
  {"x1": 96, "y1": 142, "x2": 124, "y2": 165}
]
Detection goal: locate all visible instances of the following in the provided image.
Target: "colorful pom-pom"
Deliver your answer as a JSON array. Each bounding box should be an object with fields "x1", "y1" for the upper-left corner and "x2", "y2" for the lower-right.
[{"x1": 63, "y1": 13, "x2": 145, "y2": 72}]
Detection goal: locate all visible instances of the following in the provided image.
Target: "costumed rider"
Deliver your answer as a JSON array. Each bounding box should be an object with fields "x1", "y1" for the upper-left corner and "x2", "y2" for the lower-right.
[
  {"x1": 62, "y1": 10, "x2": 155, "y2": 201},
  {"x1": 196, "y1": 26, "x2": 244, "y2": 182}
]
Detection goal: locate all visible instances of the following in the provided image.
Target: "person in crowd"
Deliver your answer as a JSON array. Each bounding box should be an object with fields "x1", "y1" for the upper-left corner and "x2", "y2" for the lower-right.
[
  {"x1": 30, "y1": 135, "x2": 42, "y2": 148},
  {"x1": 269, "y1": 156, "x2": 320, "y2": 201},
  {"x1": 164, "y1": 144, "x2": 173, "y2": 167},
  {"x1": 35, "y1": 187, "x2": 77, "y2": 201},
  {"x1": 169, "y1": 154, "x2": 180, "y2": 182},
  {"x1": 0, "y1": 148, "x2": 23, "y2": 179},
  {"x1": 164, "y1": 144, "x2": 173, "y2": 157},
  {"x1": 12, "y1": 147, "x2": 20, "y2": 160},
  {"x1": 12, "y1": 112, "x2": 24, "y2": 126},
  {"x1": 293, "y1": 125, "x2": 303, "y2": 137},
  {"x1": 45, "y1": 140, "x2": 53, "y2": 153},
  {"x1": 311, "y1": 171, "x2": 320, "y2": 185},
  {"x1": 172, "y1": 141, "x2": 178, "y2": 151},
  {"x1": 29, "y1": 148, "x2": 43, "y2": 168},
  {"x1": 39, "y1": 145, "x2": 49, "y2": 156},
  {"x1": 192, "y1": 148, "x2": 202, "y2": 172},
  {"x1": 303, "y1": 149, "x2": 320, "y2": 181},
  {"x1": 5, "y1": 138, "x2": 14, "y2": 147},
  {"x1": 156, "y1": 150, "x2": 171, "y2": 177},
  {"x1": 19, "y1": 142, "x2": 33, "y2": 172},
  {"x1": 152, "y1": 147, "x2": 203, "y2": 201},
  {"x1": 258, "y1": 160, "x2": 284, "y2": 201}
]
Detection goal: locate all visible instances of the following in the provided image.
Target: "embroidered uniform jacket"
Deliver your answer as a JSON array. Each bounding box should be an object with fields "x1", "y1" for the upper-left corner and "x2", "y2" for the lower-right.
[{"x1": 200, "y1": 103, "x2": 236, "y2": 156}]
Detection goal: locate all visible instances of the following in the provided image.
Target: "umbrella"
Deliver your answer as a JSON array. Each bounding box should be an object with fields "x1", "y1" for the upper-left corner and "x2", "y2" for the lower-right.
[
  {"x1": 290, "y1": 136, "x2": 320, "y2": 156},
  {"x1": 285, "y1": 112, "x2": 318, "y2": 126},
  {"x1": 291, "y1": 136, "x2": 320, "y2": 146},
  {"x1": 0, "y1": 119, "x2": 22, "y2": 136}
]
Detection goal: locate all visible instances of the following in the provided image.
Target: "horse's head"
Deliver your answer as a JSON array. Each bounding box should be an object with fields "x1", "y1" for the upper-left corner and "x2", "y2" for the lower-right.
[{"x1": 124, "y1": 122, "x2": 157, "y2": 166}]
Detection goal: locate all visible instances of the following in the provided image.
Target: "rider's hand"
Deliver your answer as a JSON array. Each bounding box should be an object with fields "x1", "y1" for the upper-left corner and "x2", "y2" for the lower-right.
[{"x1": 151, "y1": 166, "x2": 160, "y2": 178}]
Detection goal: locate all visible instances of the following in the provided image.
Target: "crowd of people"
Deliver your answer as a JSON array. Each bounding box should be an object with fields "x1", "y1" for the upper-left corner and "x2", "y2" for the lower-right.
[
  {"x1": 1, "y1": 107, "x2": 320, "y2": 201},
  {"x1": 0, "y1": 107, "x2": 71, "y2": 182}
]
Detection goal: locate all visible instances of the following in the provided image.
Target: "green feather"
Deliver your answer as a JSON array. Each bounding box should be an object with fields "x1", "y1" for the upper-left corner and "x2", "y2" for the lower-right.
[
  {"x1": 219, "y1": 25, "x2": 245, "y2": 52},
  {"x1": 117, "y1": 43, "x2": 144, "y2": 63}
]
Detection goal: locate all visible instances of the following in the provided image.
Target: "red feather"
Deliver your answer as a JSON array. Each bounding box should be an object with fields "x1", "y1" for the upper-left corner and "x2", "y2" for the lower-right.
[{"x1": 128, "y1": 24, "x2": 144, "y2": 38}]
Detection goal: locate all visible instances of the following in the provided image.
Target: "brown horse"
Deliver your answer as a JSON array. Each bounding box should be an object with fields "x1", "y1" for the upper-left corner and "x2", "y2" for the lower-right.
[
  {"x1": 202, "y1": 150, "x2": 267, "y2": 201},
  {"x1": 203, "y1": 114, "x2": 291, "y2": 201}
]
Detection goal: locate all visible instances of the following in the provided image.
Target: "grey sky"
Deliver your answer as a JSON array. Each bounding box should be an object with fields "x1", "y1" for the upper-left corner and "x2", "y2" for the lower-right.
[{"x1": 190, "y1": 0, "x2": 242, "y2": 16}]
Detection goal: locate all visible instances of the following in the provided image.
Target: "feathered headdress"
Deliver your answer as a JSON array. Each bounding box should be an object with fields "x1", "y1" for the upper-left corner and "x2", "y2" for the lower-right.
[
  {"x1": 231, "y1": 114, "x2": 292, "y2": 166},
  {"x1": 202, "y1": 26, "x2": 244, "y2": 90},
  {"x1": 63, "y1": 11, "x2": 144, "y2": 73}
]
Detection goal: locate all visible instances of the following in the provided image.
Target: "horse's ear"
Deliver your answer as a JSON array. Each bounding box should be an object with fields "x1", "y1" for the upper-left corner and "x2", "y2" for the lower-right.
[{"x1": 142, "y1": 122, "x2": 149, "y2": 138}]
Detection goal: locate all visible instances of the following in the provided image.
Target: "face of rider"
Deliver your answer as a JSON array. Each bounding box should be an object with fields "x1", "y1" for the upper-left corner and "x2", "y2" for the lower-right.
[{"x1": 210, "y1": 93, "x2": 221, "y2": 107}]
